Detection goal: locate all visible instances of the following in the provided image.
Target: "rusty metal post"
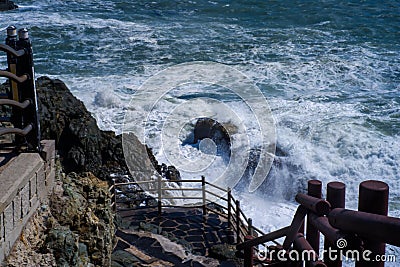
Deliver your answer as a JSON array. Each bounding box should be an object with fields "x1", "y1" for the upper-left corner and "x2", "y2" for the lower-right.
[
  {"x1": 236, "y1": 200, "x2": 241, "y2": 243},
  {"x1": 227, "y1": 187, "x2": 232, "y2": 228},
  {"x1": 355, "y1": 180, "x2": 388, "y2": 267},
  {"x1": 325, "y1": 182, "x2": 345, "y2": 267},
  {"x1": 307, "y1": 180, "x2": 322, "y2": 252},
  {"x1": 244, "y1": 235, "x2": 254, "y2": 267}
]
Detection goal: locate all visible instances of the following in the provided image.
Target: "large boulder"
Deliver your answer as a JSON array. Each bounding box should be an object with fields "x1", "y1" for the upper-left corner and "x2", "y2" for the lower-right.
[
  {"x1": 0, "y1": 0, "x2": 17, "y2": 11},
  {"x1": 36, "y1": 77, "x2": 127, "y2": 179}
]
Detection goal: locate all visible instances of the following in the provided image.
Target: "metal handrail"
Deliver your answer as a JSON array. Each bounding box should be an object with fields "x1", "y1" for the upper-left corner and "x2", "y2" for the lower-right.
[
  {"x1": 0, "y1": 124, "x2": 32, "y2": 136},
  {"x1": 0, "y1": 99, "x2": 30, "y2": 109},
  {"x1": 0, "y1": 44, "x2": 26, "y2": 57},
  {"x1": 0, "y1": 70, "x2": 28, "y2": 83}
]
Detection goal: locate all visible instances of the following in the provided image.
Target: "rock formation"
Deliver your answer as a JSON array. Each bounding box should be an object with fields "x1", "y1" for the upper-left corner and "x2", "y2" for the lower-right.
[
  {"x1": 0, "y1": 0, "x2": 17, "y2": 11},
  {"x1": 36, "y1": 77, "x2": 127, "y2": 179}
]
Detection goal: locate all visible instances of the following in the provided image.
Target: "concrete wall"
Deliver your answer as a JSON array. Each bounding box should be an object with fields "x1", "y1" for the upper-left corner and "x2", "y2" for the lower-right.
[{"x1": 0, "y1": 140, "x2": 55, "y2": 264}]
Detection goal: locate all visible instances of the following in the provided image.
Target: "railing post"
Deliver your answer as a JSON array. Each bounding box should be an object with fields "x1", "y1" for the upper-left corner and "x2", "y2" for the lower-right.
[
  {"x1": 306, "y1": 180, "x2": 322, "y2": 252},
  {"x1": 244, "y1": 235, "x2": 254, "y2": 267},
  {"x1": 157, "y1": 175, "x2": 162, "y2": 219},
  {"x1": 112, "y1": 179, "x2": 117, "y2": 212},
  {"x1": 236, "y1": 200, "x2": 240, "y2": 243},
  {"x1": 355, "y1": 180, "x2": 388, "y2": 267},
  {"x1": 16, "y1": 28, "x2": 41, "y2": 151},
  {"x1": 202, "y1": 176, "x2": 206, "y2": 219},
  {"x1": 248, "y1": 218, "x2": 253, "y2": 236},
  {"x1": 227, "y1": 188, "x2": 232, "y2": 227},
  {"x1": 325, "y1": 182, "x2": 345, "y2": 267}
]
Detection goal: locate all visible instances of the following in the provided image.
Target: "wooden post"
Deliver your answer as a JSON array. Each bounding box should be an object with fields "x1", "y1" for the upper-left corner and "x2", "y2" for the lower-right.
[
  {"x1": 112, "y1": 179, "x2": 117, "y2": 212},
  {"x1": 244, "y1": 235, "x2": 254, "y2": 267},
  {"x1": 157, "y1": 175, "x2": 162, "y2": 219},
  {"x1": 325, "y1": 182, "x2": 345, "y2": 267},
  {"x1": 306, "y1": 180, "x2": 322, "y2": 253},
  {"x1": 202, "y1": 176, "x2": 206, "y2": 219},
  {"x1": 227, "y1": 188, "x2": 232, "y2": 227},
  {"x1": 248, "y1": 218, "x2": 253, "y2": 236},
  {"x1": 236, "y1": 200, "x2": 241, "y2": 243},
  {"x1": 356, "y1": 180, "x2": 388, "y2": 267}
]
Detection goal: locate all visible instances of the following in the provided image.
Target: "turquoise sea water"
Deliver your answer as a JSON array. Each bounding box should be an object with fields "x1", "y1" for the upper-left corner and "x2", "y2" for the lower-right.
[{"x1": 1, "y1": 1, "x2": 400, "y2": 259}]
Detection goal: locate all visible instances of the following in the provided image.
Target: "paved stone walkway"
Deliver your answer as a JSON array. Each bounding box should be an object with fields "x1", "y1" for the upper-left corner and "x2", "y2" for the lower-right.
[{"x1": 113, "y1": 207, "x2": 239, "y2": 266}]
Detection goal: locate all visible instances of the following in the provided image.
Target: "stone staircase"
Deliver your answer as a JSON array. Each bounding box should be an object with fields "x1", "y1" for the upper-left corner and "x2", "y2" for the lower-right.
[{"x1": 112, "y1": 208, "x2": 240, "y2": 267}]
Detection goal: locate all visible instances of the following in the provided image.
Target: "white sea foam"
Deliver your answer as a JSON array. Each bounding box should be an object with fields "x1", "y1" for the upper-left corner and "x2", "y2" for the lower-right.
[{"x1": 3, "y1": 1, "x2": 399, "y2": 261}]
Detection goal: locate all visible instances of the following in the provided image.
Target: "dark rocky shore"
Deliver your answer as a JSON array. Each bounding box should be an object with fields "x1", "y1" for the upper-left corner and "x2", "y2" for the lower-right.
[{"x1": 1, "y1": 77, "x2": 238, "y2": 266}]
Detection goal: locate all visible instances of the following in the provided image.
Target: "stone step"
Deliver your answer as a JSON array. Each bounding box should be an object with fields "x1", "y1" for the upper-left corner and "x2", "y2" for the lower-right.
[{"x1": 112, "y1": 230, "x2": 224, "y2": 267}]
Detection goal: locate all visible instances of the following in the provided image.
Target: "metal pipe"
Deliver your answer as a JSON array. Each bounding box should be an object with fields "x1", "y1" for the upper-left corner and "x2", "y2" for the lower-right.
[
  {"x1": 0, "y1": 99, "x2": 30, "y2": 109},
  {"x1": 0, "y1": 124, "x2": 32, "y2": 136},
  {"x1": 0, "y1": 44, "x2": 25, "y2": 57},
  {"x1": 0, "y1": 70, "x2": 28, "y2": 83},
  {"x1": 295, "y1": 193, "x2": 331, "y2": 216}
]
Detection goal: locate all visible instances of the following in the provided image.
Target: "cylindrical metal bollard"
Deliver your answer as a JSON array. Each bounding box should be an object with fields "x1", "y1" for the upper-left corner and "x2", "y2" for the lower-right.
[
  {"x1": 356, "y1": 180, "x2": 389, "y2": 267},
  {"x1": 324, "y1": 182, "x2": 345, "y2": 267},
  {"x1": 307, "y1": 180, "x2": 322, "y2": 252}
]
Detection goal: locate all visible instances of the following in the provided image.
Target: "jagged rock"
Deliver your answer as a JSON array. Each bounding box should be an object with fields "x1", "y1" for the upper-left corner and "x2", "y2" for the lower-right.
[
  {"x1": 36, "y1": 77, "x2": 127, "y2": 179},
  {"x1": 46, "y1": 226, "x2": 79, "y2": 266},
  {"x1": 0, "y1": 0, "x2": 17, "y2": 11},
  {"x1": 209, "y1": 244, "x2": 236, "y2": 260},
  {"x1": 49, "y1": 171, "x2": 115, "y2": 266}
]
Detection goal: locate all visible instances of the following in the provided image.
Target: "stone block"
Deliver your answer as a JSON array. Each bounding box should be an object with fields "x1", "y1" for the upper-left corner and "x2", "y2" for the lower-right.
[
  {"x1": 29, "y1": 175, "x2": 37, "y2": 203},
  {"x1": 36, "y1": 164, "x2": 46, "y2": 202},
  {"x1": 21, "y1": 185, "x2": 30, "y2": 218},
  {"x1": 0, "y1": 212, "x2": 3, "y2": 242},
  {"x1": 40, "y1": 140, "x2": 55, "y2": 162},
  {"x1": 13, "y1": 192, "x2": 21, "y2": 226},
  {"x1": 3, "y1": 204, "x2": 13, "y2": 240}
]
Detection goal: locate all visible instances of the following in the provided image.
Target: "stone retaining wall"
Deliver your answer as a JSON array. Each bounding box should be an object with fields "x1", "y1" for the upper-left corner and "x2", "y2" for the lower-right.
[{"x1": 0, "y1": 140, "x2": 55, "y2": 264}]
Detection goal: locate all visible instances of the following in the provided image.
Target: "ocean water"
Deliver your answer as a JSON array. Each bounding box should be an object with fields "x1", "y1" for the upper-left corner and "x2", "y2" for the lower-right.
[{"x1": 1, "y1": 0, "x2": 400, "y2": 263}]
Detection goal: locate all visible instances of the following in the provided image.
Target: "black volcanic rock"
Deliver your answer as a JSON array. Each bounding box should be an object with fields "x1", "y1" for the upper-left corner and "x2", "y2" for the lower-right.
[
  {"x1": 0, "y1": 0, "x2": 17, "y2": 11},
  {"x1": 36, "y1": 76, "x2": 127, "y2": 179}
]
